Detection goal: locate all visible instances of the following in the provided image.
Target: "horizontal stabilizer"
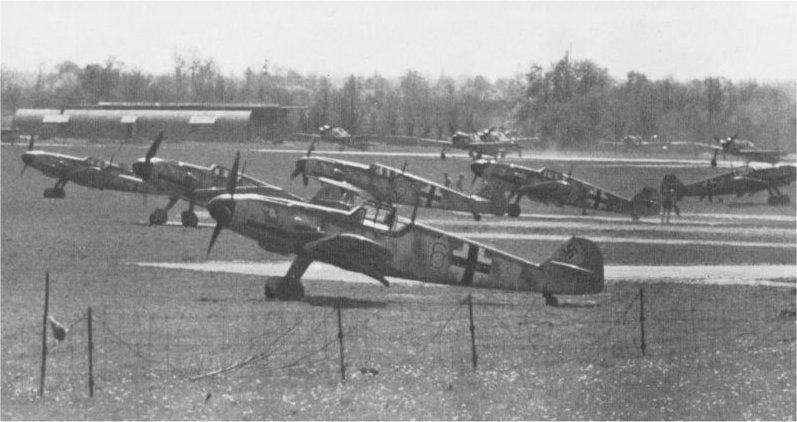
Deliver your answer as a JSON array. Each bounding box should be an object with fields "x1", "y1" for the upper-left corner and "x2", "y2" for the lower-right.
[{"x1": 541, "y1": 236, "x2": 604, "y2": 295}]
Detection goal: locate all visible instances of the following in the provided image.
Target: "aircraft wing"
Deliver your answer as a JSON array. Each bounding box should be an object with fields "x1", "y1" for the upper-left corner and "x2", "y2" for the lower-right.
[
  {"x1": 693, "y1": 142, "x2": 722, "y2": 151},
  {"x1": 314, "y1": 176, "x2": 371, "y2": 199},
  {"x1": 107, "y1": 174, "x2": 165, "y2": 194},
  {"x1": 300, "y1": 233, "x2": 393, "y2": 285},
  {"x1": 516, "y1": 181, "x2": 572, "y2": 206},
  {"x1": 190, "y1": 185, "x2": 304, "y2": 205}
]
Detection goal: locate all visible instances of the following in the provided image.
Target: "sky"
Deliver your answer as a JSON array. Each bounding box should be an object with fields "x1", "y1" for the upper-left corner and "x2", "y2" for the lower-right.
[{"x1": 1, "y1": 1, "x2": 795, "y2": 83}]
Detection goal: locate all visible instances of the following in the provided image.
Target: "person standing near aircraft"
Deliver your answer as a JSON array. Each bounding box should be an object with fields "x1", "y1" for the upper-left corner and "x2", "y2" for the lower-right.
[
  {"x1": 443, "y1": 172, "x2": 453, "y2": 189},
  {"x1": 661, "y1": 187, "x2": 675, "y2": 224},
  {"x1": 455, "y1": 173, "x2": 466, "y2": 192}
]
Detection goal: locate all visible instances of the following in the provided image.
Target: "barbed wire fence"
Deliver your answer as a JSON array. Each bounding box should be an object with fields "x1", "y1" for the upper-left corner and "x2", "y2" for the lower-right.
[{"x1": 31, "y1": 273, "x2": 796, "y2": 400}]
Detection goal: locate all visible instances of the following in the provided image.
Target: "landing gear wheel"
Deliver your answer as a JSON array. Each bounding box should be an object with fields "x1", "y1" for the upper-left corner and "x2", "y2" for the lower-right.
[
  {"x1": 768, "y1": 196, "x2": 777, "y2": 205},
  {"x1": 472, "y1": 213, "x2": 482, "y2": 222},
  {"x1": 781, "y1": 195, "x2": 790, "y2": 205},
  {"x1": 264, "y1": 276, "x2": 305, "y2": 301},
  {"x1": 507, "y1": 203, "x2": 521, "y2": 217},
  {"x1": 43, "y1": 187, "x2": 65, "y2": 198},
  {"x1": 543, "y1": 292, "x2": 558, "y2": 307},
  {"x1": 149, "y1": 209, "x2": 168, "y2": 225},
  {"x1": 440, "y1": 152, "x2": 447, "y2": 160},
  {"x1": 500, "y1": 152, "x2": 507, "y2": 158},
  {"x1": 181, "y1": 211, "x2": 199, "y2": 227}
]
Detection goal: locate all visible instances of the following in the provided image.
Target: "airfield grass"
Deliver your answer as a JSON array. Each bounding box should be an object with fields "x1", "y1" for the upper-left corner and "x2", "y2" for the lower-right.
[{"x1": 2, "y1": 141, "x2": 795, "y2": 420}]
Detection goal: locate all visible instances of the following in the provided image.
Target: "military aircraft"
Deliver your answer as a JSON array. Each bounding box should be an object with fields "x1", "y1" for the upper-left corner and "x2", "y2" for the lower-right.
[
  {"x1": 19, "y1": 136, "x2": 163, "y2": 198},
  {"x1": 663, "y1": 164, "x2": 796, "y2": 205},
  {"x1": 206, "y1": 152, "x2": 604, "y2": 306},
  {"x1": 292, "y1": 125, "x2": 373, "y2": 151},
  {"x1": 414, "y1": 127, "x2": 533, "y2": 160},
  {"x1": 290, "y1": 152, "x2": 507, "y2": 220},
  {"x1": 696, "y1": 135, "x2": 789, "y2": 167},
  {"x1": 469, "y1": 159, "x2": 661, "y2": 219},
  {"x1": 130, "y1": 133, "x2": 305, "y2": 226}
]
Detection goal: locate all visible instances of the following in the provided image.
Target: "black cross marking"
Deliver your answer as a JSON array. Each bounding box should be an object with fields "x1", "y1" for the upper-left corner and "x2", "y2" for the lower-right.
[
  {"x1": 423, "y1": 185, "x2": 442, "y2": 207},
  {"x1": 450, "y1": 244, "x2": 491, "y2": 285}
]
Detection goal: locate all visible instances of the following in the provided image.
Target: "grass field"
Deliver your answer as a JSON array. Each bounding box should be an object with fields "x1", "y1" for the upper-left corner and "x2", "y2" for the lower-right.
[{"x1": 1, "y1": 140, "x2": 795, "y2": 420}]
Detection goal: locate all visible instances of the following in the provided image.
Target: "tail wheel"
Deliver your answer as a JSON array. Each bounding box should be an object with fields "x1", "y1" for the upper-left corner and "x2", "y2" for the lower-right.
[{"x1": 43, "y1": 188, "x2": 65, "y2": 198}]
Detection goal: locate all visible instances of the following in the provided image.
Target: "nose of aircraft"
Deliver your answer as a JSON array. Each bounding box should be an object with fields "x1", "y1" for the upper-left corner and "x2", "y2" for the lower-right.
[
  {"x1": 290, "y1": 158, "x2": 306, "y2": 180},
  {"x1": 131, "y1": 160, "x2": 152, "y2": 180},
  {"x1": 470, "y1": 160, "x2": 490, "y2": 178},
  {"x1": 207, "y1": 196, "x2": 235, "y2": 226},
  {"x1": 21, "y1": 153, "x2": 34, "y2": 166}
]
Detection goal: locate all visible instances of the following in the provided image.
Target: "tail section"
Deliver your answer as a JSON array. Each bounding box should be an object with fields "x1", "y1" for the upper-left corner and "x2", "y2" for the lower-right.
[
  {"x1": 540, "y1": 236, "x2": 604, "y2": 295},
  {"x1": 631, "y1": 186, "x2": 661, "y2": 217},
  {"x1": 661, "y1": 173, "x2": 686, "y2": 200}
]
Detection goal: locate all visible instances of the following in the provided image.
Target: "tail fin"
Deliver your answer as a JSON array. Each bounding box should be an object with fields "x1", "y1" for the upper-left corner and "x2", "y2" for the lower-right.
[
  {"x1": 661, "y1": 173, "x2": 686, "y2": 200},
  {"x1": 631, "y1": 186, "x2": 661, "y2": 217},
  {"x1": 541, "y1": 237, "x2": 604, "y2": 295}
]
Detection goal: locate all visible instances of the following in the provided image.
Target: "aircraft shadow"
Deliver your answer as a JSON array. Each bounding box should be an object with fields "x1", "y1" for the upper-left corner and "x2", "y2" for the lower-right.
[{"x1": 302, "y1": 295, "x2": 389, "y2": 309}]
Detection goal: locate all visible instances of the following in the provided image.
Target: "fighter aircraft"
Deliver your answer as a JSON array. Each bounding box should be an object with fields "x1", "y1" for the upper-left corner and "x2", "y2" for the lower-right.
[
  {"x1": 130, "y1": 133, "x2": 305, "y2": 226},
  {"x1": 292, "y1": 125, "x2": 373, "y2": 151},
  {"x1": 469, "y1": 159, "x2": 661, "y2": 219},
  {"x1": 696, "y1": 135, "x2": 789, "y2": 167},
  {"x1": 206, "y1": 152, "x2": 604, "y2": 306},
  {"x1": 663, "y1": 164, "x2": 796, "y2": 205},
  {"x1": 19, "y1": 136, "x2": 163, "y2": 198},
  {"x1": 413, "y1": 127, "x2": 532, "y2": 160},
  {"x1": 290, "y1": 151, "x2": 507, "y2": 220}
]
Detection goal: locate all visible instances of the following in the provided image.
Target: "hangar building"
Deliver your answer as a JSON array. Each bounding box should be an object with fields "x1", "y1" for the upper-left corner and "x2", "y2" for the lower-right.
[{"x1": 12, "y1": 102, "x2": 306, "y2": 143}]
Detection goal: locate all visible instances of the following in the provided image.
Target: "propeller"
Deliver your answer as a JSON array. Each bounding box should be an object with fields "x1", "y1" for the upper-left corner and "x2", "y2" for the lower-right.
[
  {"x1": 20, "y1": 136, "x2": 35, "y2": 176},
  {"x1": 133, "y1": 132, "x2": 163, "y2": 180},
  {"x1": 207, "y1": 151, "x2": 240, "y2": 256}
]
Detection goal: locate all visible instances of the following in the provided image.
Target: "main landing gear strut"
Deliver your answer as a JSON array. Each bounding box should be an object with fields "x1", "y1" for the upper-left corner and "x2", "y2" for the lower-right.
[
  {"x1": 264, "y1": 256, "x2": 310, "y2": 300},
  {"x1": 43, "y1": 180, "x2": 67, "y2": 198},
  {"x1": 767, "y1": 187, "x2": 790, "y2": 206}
]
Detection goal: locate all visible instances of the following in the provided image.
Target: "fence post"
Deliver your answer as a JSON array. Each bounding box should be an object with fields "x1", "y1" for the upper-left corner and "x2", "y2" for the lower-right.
[
  {"x1": 639, "y1": 288, "x2": 646, "y2": 356},
  {"x1": 87, "y1": 307, "x2": 94, "y2": 397},
  {"x1": 39, "y1": 271, "x2": 50, "y2": 398},
  {"x1": 336, "y1": 304, "x2": 346, "y2": 381},
  {"x1": 467, "y1": 294, "x2": 478, "y2": 370}
]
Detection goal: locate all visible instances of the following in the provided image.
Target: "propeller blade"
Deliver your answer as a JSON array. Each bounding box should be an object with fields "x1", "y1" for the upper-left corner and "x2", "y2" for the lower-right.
[
  {"x1": 20, "y1": 164, "x2": 27, "y2": 177},
  {"x1": 207, "y1": 223, "x2": 223, "y2": 256},
  {"x1": 302, "y1": 174, "x2": 309, "y2": 186},
  {"x1": 145, "y1": 132, "x2": 163, "y2": 162},
  {"x1": 227, "y1": 151, "x2": 240, "y2": 196},
  {"x1": 240, "y1": 159, "x2": 247, "y2": 176},
  {"x1": 471, "y1": 173, "x2": 478, "y2": 188}
]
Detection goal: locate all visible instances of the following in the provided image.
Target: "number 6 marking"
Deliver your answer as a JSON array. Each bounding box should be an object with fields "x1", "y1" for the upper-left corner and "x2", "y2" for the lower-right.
[{"x1": 430, "y1": 242, "x2": 447, "y2": 269}]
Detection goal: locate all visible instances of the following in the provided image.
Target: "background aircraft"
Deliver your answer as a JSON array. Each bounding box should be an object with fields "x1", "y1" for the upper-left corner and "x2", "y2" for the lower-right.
[
  {"x1": 413, "y1": 127, "x2": 534, "y2": 160},
  {"x1": 470, "y1": 159, "x2": 661, "y2": 219},
  {"x1": 695, "y1": 135, "x2": 789, "y2": 167},
  {"x1": 131, "y1": 134, "x2": 304, "y2": 226},
  {"x1": 19, "y1": 136, "x2": 162, "y2": 198},
  {"x1": 207, "y1": 153, "x2": 604, "y2": 306},
  {"x1": 292, "y1": 125, "x2": 373, "y2": 151},
  {"x1": 290, "y1": 154, "x2": 507, "y2": 220},
  {"x1": 663, "y1": 164, "x2": 796, "y2": 205}
]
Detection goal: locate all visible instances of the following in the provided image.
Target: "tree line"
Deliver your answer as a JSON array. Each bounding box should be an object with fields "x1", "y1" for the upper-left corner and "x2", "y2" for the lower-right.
[{"x1": 2, "y1": 53, "x2": 794, "y2": 150}]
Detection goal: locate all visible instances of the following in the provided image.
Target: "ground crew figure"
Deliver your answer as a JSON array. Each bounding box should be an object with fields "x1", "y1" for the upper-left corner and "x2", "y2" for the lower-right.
[
  {"x1": 661, "y1": 187, "x2": 675, "y2": 224},
  {"x1": 455, "y1": 173, "x2": 466, "y2": 192},
  {"x1": 443, "y1": 172, "x2": 453, "y2": 189}
]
